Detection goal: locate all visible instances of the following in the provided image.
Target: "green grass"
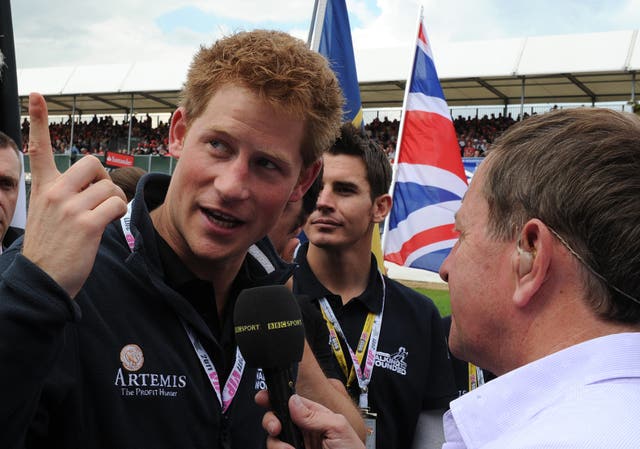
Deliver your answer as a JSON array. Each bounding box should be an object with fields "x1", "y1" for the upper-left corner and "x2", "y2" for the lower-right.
[{"x1": 414, "y1": 288, "x2": 451, "y2": 317}]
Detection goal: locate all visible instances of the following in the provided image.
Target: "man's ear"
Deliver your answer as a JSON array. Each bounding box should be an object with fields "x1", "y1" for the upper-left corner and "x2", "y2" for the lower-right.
[
  {"x1": 168, "y1": 107, "x2": 188, "y2": 158},
  {"x1": 372, "y1": 193, "x2": 392, "y2": 223},
  {"x1": 512, "y1": 219, "x2": 551, "y2": 307},
  {"x1": 289, "y1": 159, "x2": 323, "y2": 202}
]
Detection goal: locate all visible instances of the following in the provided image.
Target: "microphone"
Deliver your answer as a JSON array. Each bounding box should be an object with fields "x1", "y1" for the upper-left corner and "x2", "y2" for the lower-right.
[{"x1": 234, "y1": 285, "x2": 306, "y2": 449}]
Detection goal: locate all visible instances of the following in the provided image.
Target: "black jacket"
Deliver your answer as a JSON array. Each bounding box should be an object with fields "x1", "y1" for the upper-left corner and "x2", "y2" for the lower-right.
[
  {"x1": 0, "y1": 173, "x2": 294, "y2": 449},
  {"x1": 2, "y1": 226, "x2": 23, "y2": 251}
]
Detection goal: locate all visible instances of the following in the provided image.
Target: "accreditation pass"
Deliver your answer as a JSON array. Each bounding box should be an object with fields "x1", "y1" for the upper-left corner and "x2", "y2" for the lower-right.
[{"x1": 363, "y1": 409, "x2": 377, "y2": 449}]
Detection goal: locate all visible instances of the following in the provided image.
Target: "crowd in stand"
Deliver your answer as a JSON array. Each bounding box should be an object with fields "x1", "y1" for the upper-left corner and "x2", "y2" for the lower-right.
[
  {"x1": 20, "y1": 112, "x2": 521, "y2": 159},
  {"x1": 453, "y1": 112, "x2": 517, "y2": 157},
  {"x1": 20, "y1": 113, "x2": 170, "y2": 156},
  {"x1": 365, "y1": 113, "x2": 519, "y2": 160}
]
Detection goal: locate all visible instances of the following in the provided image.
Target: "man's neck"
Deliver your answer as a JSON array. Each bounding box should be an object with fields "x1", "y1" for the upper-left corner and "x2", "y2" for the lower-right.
[
  {"x1": 306, "y1": 241, "x2": 373, "y2": 305},
  {"x1": 493, "y1": 289, "x2": 640, "y2": 375},
  {"x1": 150, "y1": 205, "x2": 243, "y2": 315}
]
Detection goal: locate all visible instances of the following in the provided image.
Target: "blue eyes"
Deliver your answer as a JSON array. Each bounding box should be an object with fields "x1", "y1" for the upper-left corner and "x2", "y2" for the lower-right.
[
  {"x1": 209, "y1": 139, "x2": 227, "y2": 151},
  {"x1": 208, "y1": 140, "x2": 280, "y2": 171}
]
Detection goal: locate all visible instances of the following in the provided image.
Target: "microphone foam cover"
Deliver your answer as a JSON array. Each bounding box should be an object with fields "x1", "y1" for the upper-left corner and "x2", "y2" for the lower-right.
[{"x1": 234, "y1": 285, "x2": 305, "y2": 368}]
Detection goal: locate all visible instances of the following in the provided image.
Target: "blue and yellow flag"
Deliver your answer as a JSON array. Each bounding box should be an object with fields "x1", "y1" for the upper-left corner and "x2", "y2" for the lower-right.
[
  {"x1": 310, "y1": 0, "x2": 363, "y2": 128},
  {"x1": 309, "y1": 0, "x2": 385, "y2": 271}
]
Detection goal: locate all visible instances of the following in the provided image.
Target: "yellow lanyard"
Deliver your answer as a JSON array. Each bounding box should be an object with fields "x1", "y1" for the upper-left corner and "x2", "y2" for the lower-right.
[
  {"x1": 467, "y1": 362, "x2": 485, "y2": 391},
  {"x1": 321, "y1": 307, "x2": 376, "y2": 388},
  {"x1": 316, "y1": 273, "x2": 386, "y2": 410}
]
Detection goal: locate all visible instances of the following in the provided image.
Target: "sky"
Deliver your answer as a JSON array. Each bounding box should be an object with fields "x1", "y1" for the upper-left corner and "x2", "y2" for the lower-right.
[{"x1": 9, "y1": 0, "x2": 640, "y2": 69}]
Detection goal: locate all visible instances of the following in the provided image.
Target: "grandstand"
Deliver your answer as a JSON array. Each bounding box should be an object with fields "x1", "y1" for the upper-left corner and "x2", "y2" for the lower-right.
[
  {"x1": 17, "y1": 29, "x2": 640, "y2": 114},
  {"x1": 15, "y1": 29, "x2": 640, "y2": 166}
]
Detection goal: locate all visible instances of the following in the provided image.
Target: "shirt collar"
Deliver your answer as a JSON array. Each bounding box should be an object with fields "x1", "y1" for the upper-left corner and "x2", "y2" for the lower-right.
[
  {"x1": 155, "y1": 231, "x2": 290, "y2": 293},
  {"x1": 294, "y1": 242, "x2": 384, "y2": 313}
]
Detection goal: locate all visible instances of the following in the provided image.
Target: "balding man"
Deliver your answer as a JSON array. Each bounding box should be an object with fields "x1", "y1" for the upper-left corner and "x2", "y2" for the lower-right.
[{"x1": 261, "y1": 107, "x2": 640, "y2": 449}]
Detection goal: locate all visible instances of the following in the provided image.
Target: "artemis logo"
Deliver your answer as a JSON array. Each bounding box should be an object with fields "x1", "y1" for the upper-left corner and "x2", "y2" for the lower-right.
[
  {"x1": 115, "y1": 344, "x2": 188, "y2": 398},
  {"x1": 120, "y1": 344, "x2": 144, "y2": 371},
  {"x1": 114, "y1": 368, "x2": 187, "y2": 388}
]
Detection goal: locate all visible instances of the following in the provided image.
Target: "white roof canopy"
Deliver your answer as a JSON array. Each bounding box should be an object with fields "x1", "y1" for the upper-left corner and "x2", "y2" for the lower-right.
[{"x1": 17, "y1": 29, "x2": 640, "y2": 115}]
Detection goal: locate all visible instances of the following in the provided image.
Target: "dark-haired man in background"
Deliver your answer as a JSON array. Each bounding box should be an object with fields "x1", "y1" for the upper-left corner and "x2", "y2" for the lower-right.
[{"x1": 292, "y1": 123, "x2": 456, "y2": 449}]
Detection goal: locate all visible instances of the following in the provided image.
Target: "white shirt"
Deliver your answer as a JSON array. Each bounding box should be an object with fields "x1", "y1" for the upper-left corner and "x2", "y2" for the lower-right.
[{"x1": 443, "y1": 332, "x2": 640, "y2": 449}]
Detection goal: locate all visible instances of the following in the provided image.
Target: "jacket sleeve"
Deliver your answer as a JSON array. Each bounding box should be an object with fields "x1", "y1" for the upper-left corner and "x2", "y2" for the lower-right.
[{"x1": 0, "y1": 251, "x2": 80, "y2": 448}]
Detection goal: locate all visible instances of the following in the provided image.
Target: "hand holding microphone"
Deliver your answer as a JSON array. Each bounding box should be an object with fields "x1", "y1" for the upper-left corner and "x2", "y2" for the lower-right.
[{"x1": 234, "y1": 285, "x2": 306, "y2": 449}]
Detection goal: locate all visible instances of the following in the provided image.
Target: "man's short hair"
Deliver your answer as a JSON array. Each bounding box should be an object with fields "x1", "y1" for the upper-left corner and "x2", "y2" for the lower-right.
[
  {"x1": 482, "y1": 108, "x2": 640, "y2": 323},
  {"x1": 181, "y1": 29, "x2": 344, "y2": 168},
  {"x1": 327, "y1": 123, "x2": 392, "y2": 200},
  {"x1": 0, "y1": 131, "x2": 21, "y2": 172}
]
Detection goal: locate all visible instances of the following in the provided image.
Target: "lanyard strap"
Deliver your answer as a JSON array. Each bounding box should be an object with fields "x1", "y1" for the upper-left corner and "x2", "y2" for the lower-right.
[
  {"x1": 318, "y1": 272, "x2": 386, "y2": 409},
  {"x1": 467, "y1": 363, "x2": 485, "y2": 392},
  {"x1": 183, "y1": 321, "x2": 246, "y2": 412},
  {"x1": 120, "y1": 200, "x2": 136, "y2": 251},
  {"x1": 120, "y1": 201, "x2": 245, "y2": 412},
  {"x1": 320, "y1": 307, "x2": 375, "y2": 388}
]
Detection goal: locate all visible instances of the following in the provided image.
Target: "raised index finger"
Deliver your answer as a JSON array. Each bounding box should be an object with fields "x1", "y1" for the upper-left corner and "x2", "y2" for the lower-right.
[{"x1": 28, "y1": 92, "x2": 59, "y2": 189}]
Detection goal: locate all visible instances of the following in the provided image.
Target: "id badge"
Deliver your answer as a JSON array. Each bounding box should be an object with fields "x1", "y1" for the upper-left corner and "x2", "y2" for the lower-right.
[{"x1": 362, "y1": 410, "x2": 377, "y2": 449}]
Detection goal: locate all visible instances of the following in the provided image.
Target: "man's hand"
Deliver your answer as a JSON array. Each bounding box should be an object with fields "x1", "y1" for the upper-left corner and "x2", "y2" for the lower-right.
[
  {"x1": 295, "y1": 341, "x2": 366, "y2": 441},
  {"x1": 257, "y1": 391, "x2": 365, "y2": 449},
  {"x1": 22, "y1": 93, "x2": 127, "y2": 298}
]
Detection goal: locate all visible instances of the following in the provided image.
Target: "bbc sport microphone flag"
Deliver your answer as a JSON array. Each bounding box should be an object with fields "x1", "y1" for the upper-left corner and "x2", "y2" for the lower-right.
[
  {"x1": 383, "y1": 14, "x2": 467, "y2": 273},
  {"x1": 309, "y1": 0, "x2": 363, "y2": 128}
]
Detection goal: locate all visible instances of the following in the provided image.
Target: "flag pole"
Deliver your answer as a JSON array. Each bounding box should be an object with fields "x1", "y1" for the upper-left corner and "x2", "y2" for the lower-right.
[
  {"x1": 308, "y1": 0, "x2": 328, "y2": 51},
  {"x1": 307, "y1": 0, "x2": 320, "y2": 47},
  {"x1": 381, "y1": 5, "x2": 424, "y2": 256}
]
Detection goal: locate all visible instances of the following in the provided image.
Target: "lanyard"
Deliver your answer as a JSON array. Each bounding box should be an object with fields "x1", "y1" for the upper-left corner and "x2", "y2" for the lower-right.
[
  {"x1": 468, "y1": 362, "x2": 485, "y2": 392},
  {"x1": 120, "y1": 201, "x2": 245, "y2": 412},
  {"x1": 317, "y1": 272, "x2": 386, "y2": 409},
  {"x1": 321, "y1": 307, "x2": 375, "y2": 388},
  {"x1": 183, "y1": 323, "x2": 245, "y2": 412}
]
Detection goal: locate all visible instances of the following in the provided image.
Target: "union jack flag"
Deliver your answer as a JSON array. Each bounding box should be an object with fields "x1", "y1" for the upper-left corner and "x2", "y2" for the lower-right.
[{"x1": 383, "y1": 13, "x2": 467, "y2": 273}]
